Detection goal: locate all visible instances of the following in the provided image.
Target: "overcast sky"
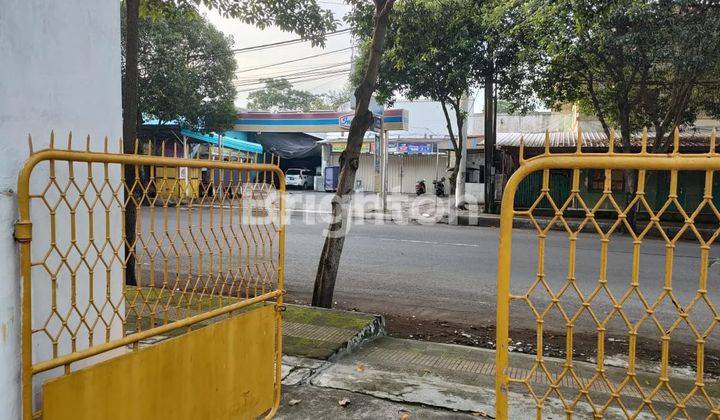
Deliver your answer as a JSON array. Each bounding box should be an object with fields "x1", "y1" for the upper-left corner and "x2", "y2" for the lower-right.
[
  {"x1": 203, "y1": 3, "x2": 487, "y2": 113},
  {"x1": 203, "y1": 2, "x2": 353, "y2": 109}
]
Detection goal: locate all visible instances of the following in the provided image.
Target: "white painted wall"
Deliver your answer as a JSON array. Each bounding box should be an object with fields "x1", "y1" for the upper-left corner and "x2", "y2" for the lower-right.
[{"x1": 0, "y1": 2, "x2": 123, "y2": 417}]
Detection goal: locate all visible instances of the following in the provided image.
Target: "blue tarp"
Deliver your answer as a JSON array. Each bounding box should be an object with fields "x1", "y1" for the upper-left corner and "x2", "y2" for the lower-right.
[{"x1": 180, "y1": 129, "x2": 263, "y2": 154}]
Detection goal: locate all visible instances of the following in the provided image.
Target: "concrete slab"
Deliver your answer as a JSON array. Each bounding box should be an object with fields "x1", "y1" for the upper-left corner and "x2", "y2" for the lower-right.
[
  {"x1": 276, "y1": 384, "x2": 481, "y2": 419},
  {"x1": 308, "y1": 337, "x2": 707, "y2": 418},
  {"x1": 282, "y1": 356, "x2": 329, "y2": 386}
]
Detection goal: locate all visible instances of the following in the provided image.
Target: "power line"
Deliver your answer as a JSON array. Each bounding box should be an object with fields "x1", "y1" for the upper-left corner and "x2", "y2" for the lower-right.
[
  {"x1": 234, "y1": 60, "x2": 350, "y2": 80},
  {"x1": 231, "y1": 28, "x2": 350, "y2": 54},
  {"x1": 236, "y1": 71, "x2": 351, "y2": 93},
  {"x1": 234, "y1": 47, "x2": 352, "y2": 73},
  {"x1": 234, "y1": 68, "x2": 351, "y2": 88},
  {"x1": 234, "y1": 61, "x2": 351, "y2": 82},
  {"x1": 233, "y1": 68, "x2": 351, "y2": 88},
  {"x1": 304, "y1": 73, "x2": 350, "y2": 92}
]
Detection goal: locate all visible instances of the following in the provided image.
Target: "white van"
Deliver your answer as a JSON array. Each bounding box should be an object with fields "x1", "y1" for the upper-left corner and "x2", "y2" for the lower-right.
[{"x1": 285, "y1": 168, "x2": 313, "y2": 189}]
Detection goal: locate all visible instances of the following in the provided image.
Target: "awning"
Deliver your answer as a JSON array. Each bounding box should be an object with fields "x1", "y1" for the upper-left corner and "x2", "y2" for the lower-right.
[
  {"x1": 248, "y1": 132, "x2": 321, "y2": 159},
  {"x1": 180, "y1": 129, "x2": 263, "y2": 154}
]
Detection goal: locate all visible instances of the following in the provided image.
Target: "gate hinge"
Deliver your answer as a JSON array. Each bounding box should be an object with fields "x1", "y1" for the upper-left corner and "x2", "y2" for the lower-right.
[{"x1": 14, "y1": 220, "x2": 32, "y2": 243}]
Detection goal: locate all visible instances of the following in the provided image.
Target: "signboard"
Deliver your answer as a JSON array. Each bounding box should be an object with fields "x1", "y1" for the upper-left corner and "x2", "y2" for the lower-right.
[
  {"x1": 338, "y1": 113, "x2": 354, "y2": 130},
  {"x1": 373, "y1": 115, "x2": 383, "y2": 132},
  {"x1": 388, "y1": 142, "x2": 434, "y2": 155},
  {"x1": 338, "y1": 113, "x2": 383, "y2": 133},
  {"x1": 374, "y1": 135, "x2": 382, "y2": 172},
  {"x1": 331, "y1": 142, "x2": 371, "y2": 153}
]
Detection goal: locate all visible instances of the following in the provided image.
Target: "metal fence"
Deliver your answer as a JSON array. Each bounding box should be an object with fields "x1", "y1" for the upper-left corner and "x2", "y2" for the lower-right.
[
  {"x1": 496, "y1": 128, "x2": 720, "y2": 418},
  {"x1": 15, "y1": 134, "x2": 285, "y2": 419}
]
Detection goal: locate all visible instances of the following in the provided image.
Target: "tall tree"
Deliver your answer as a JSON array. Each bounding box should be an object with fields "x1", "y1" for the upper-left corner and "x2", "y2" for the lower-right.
[
  {"x1": 351, "y1": 0, "x2": 531, "y2": 196},
  {"x1": 312, "y1": 0, "x2": 395, "y2": 308},
  {"x1": 124, "y1": 0, "x2": 335, "y2": 146},
  {"x1": 121, "y1": 0, "x2": 335, "y2": 284},
  {"x1": 134, "y1": 8, "x2": 238, "y2": 131},
  {"x1": 123, "y1": 0, "x2": 141, "y2": 285},
  {"x1": 357, "y1": 0, "x2": 486, "y2": 194},
  {"x1": 513, "y1": 0, "x2": 720, "y2": 153}
]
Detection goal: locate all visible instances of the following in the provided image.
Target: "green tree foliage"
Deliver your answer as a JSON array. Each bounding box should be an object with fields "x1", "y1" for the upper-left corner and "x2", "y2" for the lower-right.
[
  {"x1": 350, "y1": 0, "x2": 486, "y2": 191},
  {"x1": 127, "y1": 8, "x2": 238, "y2": 132},
  {"x1": 509, "y1": 0, "x2": 720, "y2": 152},
  {"x1": 349, "y1": 0, "x2": 530, "y2": 192},
  {"x1": 247, "y1": 78, "x2": 346, "y2": 111},
  {"x1": 141, "y1": 0, "x2": 336, "y2": 46},
  {"x1": 121, "y1": 0, "x2": 336, "y2": 285},
  {"x1": 123, "y1": 0, "x2": 335, "y2": 141}
]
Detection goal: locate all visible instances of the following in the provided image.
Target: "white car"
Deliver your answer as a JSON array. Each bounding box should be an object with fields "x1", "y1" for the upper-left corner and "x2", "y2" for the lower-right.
[{"x1": 285, "y1": 168, "x2": 313, "y2": 189}]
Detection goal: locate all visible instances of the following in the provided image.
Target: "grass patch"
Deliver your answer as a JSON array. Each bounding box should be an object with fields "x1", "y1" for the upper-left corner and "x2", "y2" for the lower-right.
[
  {"x1": 284, "y1": 304, "x2": 375, "y2": 330},
  {"x1": 122, "y1": 287, "x2": 375, "y2": 359},
  {"x1": 283, "y1": 336, "x2": 343, "y2": 360},
  {"x1": 123, "y1": 285, "x2": 269, "y2": 338},
  {"x1": 124, "y1": 285, "x2": 241, "y2": 313}
]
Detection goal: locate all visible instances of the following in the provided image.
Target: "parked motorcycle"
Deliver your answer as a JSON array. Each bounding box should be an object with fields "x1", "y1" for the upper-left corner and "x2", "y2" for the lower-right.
[
  {"x1": 433, "y1": 177, "x2": 446, "y2": 197},
  {"x1": 415, "y1": 179, "x2": 426, "y2": 195}
]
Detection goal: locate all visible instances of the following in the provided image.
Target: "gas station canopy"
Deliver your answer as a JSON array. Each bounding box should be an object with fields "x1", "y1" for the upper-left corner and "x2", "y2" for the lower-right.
[{"x1": 234, "y1": 109, "x2": 409, "y2": 133}]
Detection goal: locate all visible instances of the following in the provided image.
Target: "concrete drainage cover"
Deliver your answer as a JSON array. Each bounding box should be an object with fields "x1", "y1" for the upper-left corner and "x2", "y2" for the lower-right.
[
  {"x1": 363, "y1": 347, "x2": 494, "y2": 375},
  {"x1": 283, "y1": 321, "x2": 358, "y2": 343}
]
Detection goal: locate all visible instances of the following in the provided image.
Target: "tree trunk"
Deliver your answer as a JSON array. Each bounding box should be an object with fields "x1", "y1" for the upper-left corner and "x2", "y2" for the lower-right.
[
  {"x1": 618, "y1": 107, "x2": 638, "y2": 230},
  {"x1": 448, "y1": 150, "x2": 461, "y2": 194},
  {"x1": 123, "y1": 0, "x2": 140, "y2": 286},
  {"x1": 438, "y1": 100, "x2": 459, "y2": 194},
  {"x1": 454, "y1": 96, "x2": 469, "y2": 209},
  {"x1": 483, "y1": 72, "x2": 495, "y2": 213},
  {"x1": 311, "y1": 0, "x2": 394, "y2": 308}
]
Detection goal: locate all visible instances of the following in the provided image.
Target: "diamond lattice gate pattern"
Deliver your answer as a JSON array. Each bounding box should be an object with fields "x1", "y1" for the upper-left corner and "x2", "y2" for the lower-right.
[
  {"x1": 495, "y1": 129, "x2": 720, "y2": 419},
  {"x1": 15, "y1": 134, "x2": 285, "y2": 420}
]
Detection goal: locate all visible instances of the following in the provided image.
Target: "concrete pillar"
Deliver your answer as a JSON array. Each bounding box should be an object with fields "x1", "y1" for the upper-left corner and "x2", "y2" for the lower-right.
[
  {"x1": 0, "y1": 2, "x2": 123, "y2": 416},
  {"x1": 380, "y1": 130, "x2": 388, "y2": 212},
  {"x1": 320, "y1": 143, "x2": 332, "y2": 190}
]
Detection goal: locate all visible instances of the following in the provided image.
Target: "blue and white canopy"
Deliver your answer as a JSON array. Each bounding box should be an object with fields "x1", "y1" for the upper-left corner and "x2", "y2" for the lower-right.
[{"x1": 180, "y1": 129, "x2": 263, "y2": 154}]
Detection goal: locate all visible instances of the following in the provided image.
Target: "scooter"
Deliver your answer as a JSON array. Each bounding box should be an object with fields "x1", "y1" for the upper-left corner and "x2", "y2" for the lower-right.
[
  {"x1": 433, "y1": 177, "x2": 446, "y2": 197},
  {"x1": 415, "y1": 179, "x2": 426, "y2": 195}
]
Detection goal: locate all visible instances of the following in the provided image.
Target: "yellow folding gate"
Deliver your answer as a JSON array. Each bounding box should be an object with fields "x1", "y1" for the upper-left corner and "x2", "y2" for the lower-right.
[
  {"x1": 496, "y1": 129, "x2": 720, "y2": 419},
  {"x1": 15, "y1": 135, "x2": 284, "y2": 419}
]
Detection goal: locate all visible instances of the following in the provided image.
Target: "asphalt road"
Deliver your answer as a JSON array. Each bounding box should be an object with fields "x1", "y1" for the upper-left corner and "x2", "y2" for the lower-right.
[
  {"x1": 139, "y1": 206, "x2": 720, "y2": 344},
  {"x1": 283, "y1": 211, "x2": 720, "y2": 344}
]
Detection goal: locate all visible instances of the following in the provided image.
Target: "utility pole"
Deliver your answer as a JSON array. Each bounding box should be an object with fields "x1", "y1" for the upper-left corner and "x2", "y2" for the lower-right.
[
  {"x1": 380, "y1": 126, "x2": 388, "y2": 212},
  {"x1": 483, "y1": 66, "x2": 495, "y2": 213}
]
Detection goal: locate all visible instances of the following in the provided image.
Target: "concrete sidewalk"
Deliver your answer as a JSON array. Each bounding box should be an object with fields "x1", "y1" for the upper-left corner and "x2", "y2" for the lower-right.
[
  {"x1": 278, "y1": 337, "x2": 552, "y2": 419},
  {"x1": 278, "y1": 335, "x2": 711, "y2": 419}
]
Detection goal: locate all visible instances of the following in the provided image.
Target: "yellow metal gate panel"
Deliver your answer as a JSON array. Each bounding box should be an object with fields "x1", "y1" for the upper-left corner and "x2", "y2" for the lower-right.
[
  {"x1": 495, "y1": 129, "x2": 720, "y2": 419},
  {"x1": 42, "y1": 304, "x2": 275, "y2": 420},
  {"x1": 16, "y1": 136, "x2": 285, "y2": 420}
]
